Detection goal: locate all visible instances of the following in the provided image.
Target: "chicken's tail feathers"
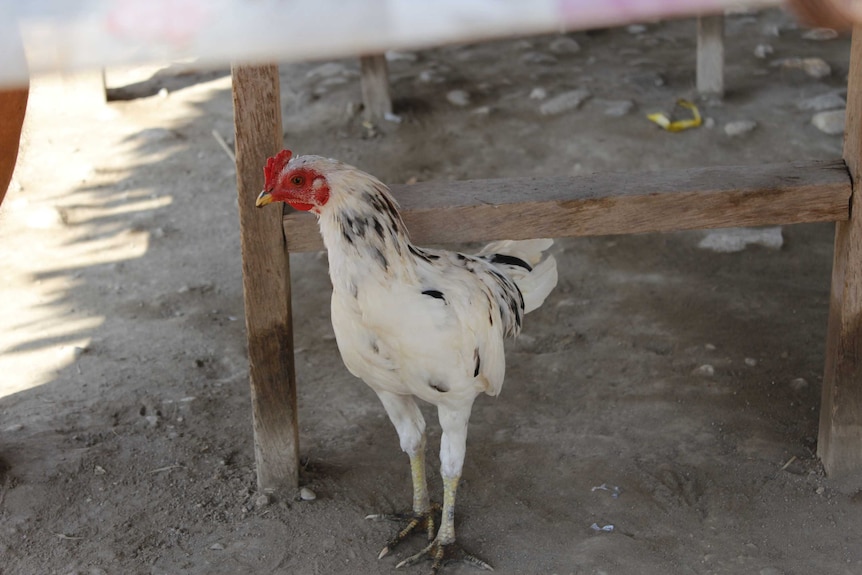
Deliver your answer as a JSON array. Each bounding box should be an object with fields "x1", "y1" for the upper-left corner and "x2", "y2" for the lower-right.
[
  {"x1": 518, "y1": 255, "x2": 558, "y2": 314},
  {"x1": 479, "y1": 239, "x2": 558, "y2": 314},
  {"x1": 478, "y1": 239, "x2": 554, "y2": 266}
]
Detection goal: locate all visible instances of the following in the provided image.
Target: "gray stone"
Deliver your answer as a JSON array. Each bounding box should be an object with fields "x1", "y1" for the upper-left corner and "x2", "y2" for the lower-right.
[
  {"x1": 797, "y1": 92, "x2": 845, "y2": 111},
  {"x1": 812, "y1": 109, "x2": 845, "y2": 134},
  {"x1": 724, "y1": 120, "x2": 757, "y2": 137},
  {"x1": 539, "y1": 88, "x2": 591, "y2": 115}
]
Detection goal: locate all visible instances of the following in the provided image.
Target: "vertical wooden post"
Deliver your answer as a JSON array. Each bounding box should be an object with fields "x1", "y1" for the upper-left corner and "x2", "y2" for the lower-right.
[
  {"x1": 819, "y1": 27, "x2": 862, "y2": 476},
  {"x1": 697, "y1": 15, "x2": 724, "y2": 97},
  {"x1": 231, "y1": 64, "x2": 299, "y2": 492},
  {"x1": 359, "y1": 54, "x2": 393, "y2": 121}
]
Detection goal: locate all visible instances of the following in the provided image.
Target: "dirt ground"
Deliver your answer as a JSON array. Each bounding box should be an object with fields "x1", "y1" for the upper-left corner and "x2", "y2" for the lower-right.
[{"x1": 2, "y1": 7, "x2": 862, "y2": 575}]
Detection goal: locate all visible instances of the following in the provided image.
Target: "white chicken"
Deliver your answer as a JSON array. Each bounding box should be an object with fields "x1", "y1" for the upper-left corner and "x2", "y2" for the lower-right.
[{"x1": 256, "y1": 150, "x2": 557, "y2": 573}]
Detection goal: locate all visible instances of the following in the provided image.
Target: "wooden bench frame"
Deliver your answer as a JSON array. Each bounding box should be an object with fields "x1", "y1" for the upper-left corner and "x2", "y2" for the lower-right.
[{"x1": 231, "y1": 28, "x2": 862, "y2": 492}]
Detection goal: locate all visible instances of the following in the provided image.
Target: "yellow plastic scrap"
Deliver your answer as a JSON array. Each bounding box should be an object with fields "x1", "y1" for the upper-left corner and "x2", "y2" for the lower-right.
[{"x1": 647, "y1": 99, "x2": 702, "y2": 132}]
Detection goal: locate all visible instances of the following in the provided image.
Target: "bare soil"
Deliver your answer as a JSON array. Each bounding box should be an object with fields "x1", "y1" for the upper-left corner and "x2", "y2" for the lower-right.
[{"x1": 2, "y1": 8, "x2": 862, "y2": 575}]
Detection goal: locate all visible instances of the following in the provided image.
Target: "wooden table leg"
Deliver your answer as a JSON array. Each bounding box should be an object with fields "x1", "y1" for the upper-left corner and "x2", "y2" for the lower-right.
[
  {"x1": 231, "y1": 64, "x2": 300, "y2": 492},
  {"x1": 697, "y1": 15, "x2": 724, "y2": 97},
  {"x1": 360, "y1": 54, "x2": 393, "y2": 121},
  {"x1": 819, "y1": 27, "x2": 862, "y2": 476}
]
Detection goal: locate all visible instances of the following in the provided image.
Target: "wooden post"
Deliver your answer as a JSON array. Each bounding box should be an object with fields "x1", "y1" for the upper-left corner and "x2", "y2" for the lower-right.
[
  {"x1": 696, "y1": 15, "x2": 724, "y2": 97},
  {"x1": 359, "y1": 54, "x2": 393, "y2": 121},
  {"x1": 231, "y1": 64, "x2": 300, "y2": 492},
  {"x1": 819, "y1": 27, "x2": 862, "y2": 476}
]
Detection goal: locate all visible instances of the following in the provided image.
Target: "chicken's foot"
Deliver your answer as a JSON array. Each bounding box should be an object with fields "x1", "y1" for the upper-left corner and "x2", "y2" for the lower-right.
[
  {"x1": 395, "y1": 539, "x2": 493, "y2": 574},
  {"x1": 367, "y1": 504, "x2": 440, "y2": 558},
  {"x1": 395, "y1": 476, "x2": 492, "y2": 573}
]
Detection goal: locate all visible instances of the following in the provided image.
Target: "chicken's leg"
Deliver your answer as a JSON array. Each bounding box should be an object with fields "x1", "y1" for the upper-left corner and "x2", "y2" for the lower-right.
[
  {"x1": 369, "y1": 392, "x2": 438, "y2": 557},
  {"x1": 396, "y1": 401, "x2": 492, "y2": 574}
]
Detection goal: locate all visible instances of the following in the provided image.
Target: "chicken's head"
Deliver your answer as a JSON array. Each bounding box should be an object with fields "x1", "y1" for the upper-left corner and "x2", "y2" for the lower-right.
[{"x1": 256, "y1": 149, "x2": 331, "y2": 213}]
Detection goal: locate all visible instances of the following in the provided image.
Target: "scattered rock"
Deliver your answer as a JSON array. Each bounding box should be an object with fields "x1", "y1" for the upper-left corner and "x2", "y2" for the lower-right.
[
  {"x1": 744, "y1": 358, "x2": 758, "y2": 367},
  {"x1": 539, "y1": 88, "x2": 591, "y2": 115},
  {"x1": 790, "y1": 377, "x2": 809, "y2": 391},
  {"x1": 704, "y1": 117, "x2": 716, "y2": 129},
  {"x1": 3, "y1": 423, "x2": 23, "y2": 432},
  {"x1": 209, "y1": 542, "x2": 225, "y2": 551},
  {"x1": 705, "y1": 343, "x2": 717, "y2": 351},
  {"x1": 724, "y1": 120, "x2": 757, "y2": 137},
  {"x1": 812, "y1": 109, "x2": 845, "y2": 135},
  {"x1": 520, "y1": 52, "x2": 558, "y2": 65},
  {"x1": 693, "y1": 364, "x2": 715, "y2": 377},
  {"x1": 446, "y1": 90, "x2": 470, "y2": 107},
  {"x1": 776, "y1": 57, "x2": 831, "y2": 78},
  {"x1": 754, "y1": 44, "x2": 774, "y2": 59},
  {"x1": 802, "y1": 28, "x2": 838, "y2": 41},
  {"x1": 698, "y1": 227, "x2": 783, "y2": 253},
  {"x1": 255, "y1": 494, "x2": 271, "y2": 509},
  {"x1": 626, "y1": 24, "x2": 647, "y2": 34},
  {"x1": 603, "y1": 100, "x2": 635, "y2": 117},
  {"x1": 549, "y1": 37, "x2": 581, "y2": 54},
  {"x1": 300, "y1": 487, "x2": 317, "y2": 501},
  {"x1": 763, "y1": 23, "x2": 781, "y2": 37},
  {"x1": 94, "y1": 465, "x2": 106, "y2": 475},
  {"x1": 305, "y1": 62, "x2": 348, "y2": 79},
  {"x1": 529, "y1": 87, "x2": 547, "y2": 100},
  {"x1": 144, "y1": 415, "x2": 160, "y2": 427},
  {"x1": 797, "y1": 92, "x2": 845, "y2": 111}
]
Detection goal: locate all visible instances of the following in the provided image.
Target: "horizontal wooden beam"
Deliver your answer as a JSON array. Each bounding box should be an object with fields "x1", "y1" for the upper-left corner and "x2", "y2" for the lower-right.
[{"x1": 283, "y1": 159, "x2": 851, "y2": 252}]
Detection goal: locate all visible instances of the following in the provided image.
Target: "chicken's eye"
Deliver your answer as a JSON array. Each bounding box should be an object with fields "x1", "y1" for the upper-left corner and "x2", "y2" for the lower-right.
[{"x1": 290, "y1": 175, "x2": 304, "y2": 186}]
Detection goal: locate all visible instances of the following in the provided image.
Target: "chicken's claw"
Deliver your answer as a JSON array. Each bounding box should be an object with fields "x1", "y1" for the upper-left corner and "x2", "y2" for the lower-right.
[
  {"x1": 396, "y1": 539, "x2": 493, "y2": 574},
  {"x1": 367, "y1": 505, "x2": 440, "y2": 559}
]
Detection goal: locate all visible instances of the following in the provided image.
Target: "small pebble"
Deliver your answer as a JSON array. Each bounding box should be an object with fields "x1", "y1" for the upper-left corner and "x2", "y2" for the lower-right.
[
  {"x1": 724, "y1": 120, "x2": 757, "y2": 137},
  {"x1": 145, "y1": 415, "x2": 160, "y2": 427},
  {"x1": 520, "y1": 52, "x2": 558, "y2": 65},
  {"x1": 549, "y1": 36, "x2": 581, "y2": 54},
  {"x1": 790, "y1": 377, "x2": 809, "y2": 391},
  {"x1": 802, "y1": 28, "x2": 838, "y2": 41},
  {"x1": 797, "y1": 92, "x2": 845, "y2": 111},
  {"x1": 209, "y1": 543, "x2": 225, "y2": 551},
  {"x1": 626, "y1": 24, "x2": 647, "y2": 34},
  {"x1": 754, "y1": 44, "x2": 774, "y2": 59},
  {"x1": 539, "y1": 88, "x2": 592, "y2": 116},
  {"x1": 705, "y1": 343, "x2": 717, "y2": 351},
  {"x1": 693, "y1": 364, "x2": 715, "y2": 377},
  {"x1": 300, "y1": 487, "x2": 317, "y2": 501},
  {"x1": 446, "y1": 90, "x2": 470, "y2": 107},
  {"x1": 529, "y1": 87, "x2": 547, "y2": 100},
  {"x1": 744, "y1": 358, "x2": 758, "y2": 367},
  {"x1": 778, "y1": 57, "x2": 831, "y2": 78},
  {"x1": 812, "y1": 109, "x2": 845, "y2": 135},
  {"x1": 255, "y1": 494, "x2": 271, "y2": 509},
  {"x1": 816, "y1": 486, "x2": 826, "y2": 495},
  {"x1": 603, "y1": 100, "x2": 635, "y2": 117}
]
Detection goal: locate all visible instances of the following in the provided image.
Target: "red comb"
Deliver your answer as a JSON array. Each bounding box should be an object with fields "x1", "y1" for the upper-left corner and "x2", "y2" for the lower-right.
[{"x1": 264, "y1": 149, "x2": 293, "y2": 186}]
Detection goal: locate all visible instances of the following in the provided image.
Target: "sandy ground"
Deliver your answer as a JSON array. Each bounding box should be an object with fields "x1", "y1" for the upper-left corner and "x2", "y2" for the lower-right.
[{"x1": 2, "y1": 8, "x2": 862, "y2": 575}]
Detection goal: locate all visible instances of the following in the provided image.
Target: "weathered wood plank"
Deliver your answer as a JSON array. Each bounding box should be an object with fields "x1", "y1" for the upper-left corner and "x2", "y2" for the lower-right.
[
  {"x1": 819, "y1": 27, "x2": 862, "y2": 477},
  {"x1": 359, "y1": 55, "x2": 392, "y2": 121},
  {"x1": 283, "y1": 159, "x2": 850, "y2": 253},
  {"x1": 232, "y1": 64, "x2": 300, "y2": 492},
  {"x1": 697, "y1": 15, "x2": 724, "y2": 96}
]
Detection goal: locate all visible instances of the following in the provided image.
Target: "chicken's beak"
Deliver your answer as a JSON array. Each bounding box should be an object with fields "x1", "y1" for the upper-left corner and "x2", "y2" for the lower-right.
[{"x1": 255, "y1": 189, "x2": 274, "y2": 207}]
